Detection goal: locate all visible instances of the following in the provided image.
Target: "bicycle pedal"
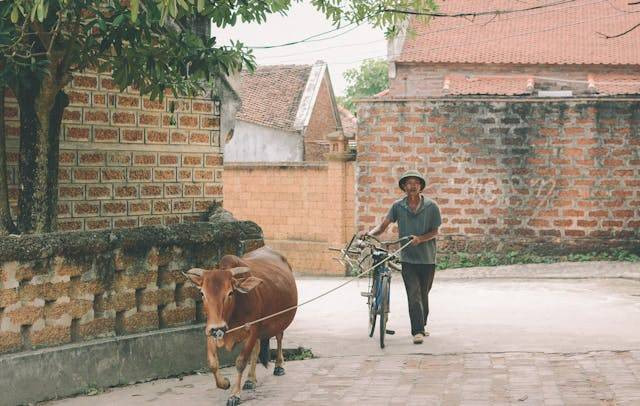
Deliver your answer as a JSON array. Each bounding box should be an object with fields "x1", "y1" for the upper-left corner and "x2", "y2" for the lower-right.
[
  {"x1": 385, "y1": 329, "x2": 395, "y2": 335},
  {"x1": 360, "y1": 291, "x2": 372, "y2": 297}
]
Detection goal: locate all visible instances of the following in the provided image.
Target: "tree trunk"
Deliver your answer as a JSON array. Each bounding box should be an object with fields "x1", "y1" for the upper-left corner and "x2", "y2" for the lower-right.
[
  {"x1": 16, "y1": 84, "x2": 39, "y2": 233},
  {"x1": 0, "y1": 86, "x2": 18, "y2": 235},
  {"x1": 42, "y1": 91, "x2": 68, "y2": 233},
  {"x1": 31, "y1": 75, "x2": 62, "y2": 234}
]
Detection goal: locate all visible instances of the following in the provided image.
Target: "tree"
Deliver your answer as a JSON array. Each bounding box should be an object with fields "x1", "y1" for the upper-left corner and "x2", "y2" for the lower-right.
[
  {"x1": 339, "y1": 59, "x2": 389, "y2": 114},
  {"x1": 0, "y1": 0, "x2": 438, "y2": 234}
]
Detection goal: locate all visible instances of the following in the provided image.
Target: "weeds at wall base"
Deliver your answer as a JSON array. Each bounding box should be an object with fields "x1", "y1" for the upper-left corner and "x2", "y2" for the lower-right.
[{"x1": 436, "y1": 248, "x2": 640, "y2": 270}]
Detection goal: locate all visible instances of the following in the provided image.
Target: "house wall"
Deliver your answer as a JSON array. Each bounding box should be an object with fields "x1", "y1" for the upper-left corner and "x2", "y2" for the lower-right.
[
  {"x1": 390, "y1": 63, "x2": 640, "y2": 97},
  {"x1": 2, "y1": 72, "x2": 223, "y2": 231},
  {"x1": 356, "y1": 98, "x2": 640, "y2": 254},
  {"x1": 303, "y1": 76, "x2": 339, "y2": 161},
  {"x1": 223, "y1": 161, "x2": 355, "y2": 274},
  {"x1": 224, "y1": 120, "x2": 303, "y2": 162}
]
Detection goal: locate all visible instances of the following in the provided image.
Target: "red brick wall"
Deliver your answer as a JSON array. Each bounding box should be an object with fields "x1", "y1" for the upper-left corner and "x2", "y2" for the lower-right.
[
  {"x1": 390, "y1": 63, "x2": 640, "y2": 97},
  {"x1": 356, "y1": 98, "x2": 640, "y2": 253},
  {"x1": 2, "y1": 72, "x2": 222, "y2": 231},
  {"x1": 303, "y1": 76, "x2": 339, "y2": 161}
]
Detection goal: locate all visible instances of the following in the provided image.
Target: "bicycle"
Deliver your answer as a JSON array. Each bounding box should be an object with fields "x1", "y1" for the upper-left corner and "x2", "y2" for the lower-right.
[{"x1": 335, "y1": 234, "x2": 411, "y2": 349}]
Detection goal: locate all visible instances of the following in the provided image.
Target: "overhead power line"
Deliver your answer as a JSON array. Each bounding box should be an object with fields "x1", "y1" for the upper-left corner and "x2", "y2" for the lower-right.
[
  {"x1": 244, "y1": 0, "x2": 594, "y2": 50},
  {"x1": 256, "y1": 0, "x2": 608, "y2": 61}
]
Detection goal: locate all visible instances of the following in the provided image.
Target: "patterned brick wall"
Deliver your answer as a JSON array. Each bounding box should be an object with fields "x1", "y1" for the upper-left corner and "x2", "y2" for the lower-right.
[
  {"x1": 223, "y1": 161, "x2": 355, "y2": 274},
  {"x1": 356, "y1": 98, "x2": 640, "y2": 253},
  {"x1": 0, "y1": 222, "x2": 263, "y2": 355},
  {"x1": 2, "y1": 71, "x2": 223, "y2": 231}
]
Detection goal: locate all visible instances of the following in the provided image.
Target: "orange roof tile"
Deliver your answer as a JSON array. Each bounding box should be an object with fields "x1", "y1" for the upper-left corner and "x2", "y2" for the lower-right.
[
  {"x1": 397, "y1": 0, "x2": 640, "y2": 65},
  {"x1": 444, "y1": 75, "x2": 533, "y2": 95},
  {"x1": 236, "y1": 65, "x2": 312, "y2": 131},
  {"x1": 592, "y1": 74, "x2": 640, "y2": 94}
]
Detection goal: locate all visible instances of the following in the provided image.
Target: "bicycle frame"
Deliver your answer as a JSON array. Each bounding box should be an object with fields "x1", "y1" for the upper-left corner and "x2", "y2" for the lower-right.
[{"x1": 369, "y1": 249, "x2": 391, "y2": 315}]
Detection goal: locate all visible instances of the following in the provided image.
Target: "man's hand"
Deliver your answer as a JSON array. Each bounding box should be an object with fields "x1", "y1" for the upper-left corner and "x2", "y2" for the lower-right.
[{"x1": 410, "y1": 235, "x2": 423, "y2": 246}]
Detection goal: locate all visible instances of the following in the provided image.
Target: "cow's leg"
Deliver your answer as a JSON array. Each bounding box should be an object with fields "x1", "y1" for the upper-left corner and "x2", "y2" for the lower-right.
[
  {"x1": 207, "y1": 337, "x2": 230, "y2": 389},
  {"x1": 273, "y1": 332, "x2": 285, "y2": 376},
  {"x1": 242, "y1": 340, "x2": 259, "y2": 390},
  {"x1": 228, "y1": 333, "x2": 258, "y2": 406}
]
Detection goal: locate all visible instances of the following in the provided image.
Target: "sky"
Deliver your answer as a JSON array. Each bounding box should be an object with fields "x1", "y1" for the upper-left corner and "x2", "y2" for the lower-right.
[{"x1": 214, "y1": 2, "x2": 389, "y2": 97}]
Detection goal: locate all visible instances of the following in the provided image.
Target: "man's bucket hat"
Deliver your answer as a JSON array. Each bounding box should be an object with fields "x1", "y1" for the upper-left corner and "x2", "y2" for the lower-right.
[{"x1": 398, "y1": 169, "x2": 426, "y2": 191}]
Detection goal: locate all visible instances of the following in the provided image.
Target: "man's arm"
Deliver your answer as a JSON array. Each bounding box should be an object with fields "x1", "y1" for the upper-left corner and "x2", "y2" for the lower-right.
[
  {"x1": 411, "y1": 227, "x2": 439, "y2": 245},
  {"x1": 368, "y1": 217, "x2": 392, "y2": 237}
]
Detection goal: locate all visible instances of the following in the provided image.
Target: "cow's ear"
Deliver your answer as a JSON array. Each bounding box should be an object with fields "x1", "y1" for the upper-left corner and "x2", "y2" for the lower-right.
[
  {"x1": 182, "y1": 268, "x2": 204, "y2": 287},
  {"x1": 232, "y1": 276, "x2": 263, "y2": 294}
]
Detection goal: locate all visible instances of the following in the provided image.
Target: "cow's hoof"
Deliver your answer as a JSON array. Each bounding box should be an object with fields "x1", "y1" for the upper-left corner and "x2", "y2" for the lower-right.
[
  {"x1": 273, "y1": 366, "x2": 285, "y2": 376},
  {"x1": 242, "y1": 380, "x2": 256, "y2": 390},
  {"x1": 226, "y1": 395, "x2": 241, "y2": 406},
  {"x1": 218, "y1": 377, "x2": 230, "y2": 390}
]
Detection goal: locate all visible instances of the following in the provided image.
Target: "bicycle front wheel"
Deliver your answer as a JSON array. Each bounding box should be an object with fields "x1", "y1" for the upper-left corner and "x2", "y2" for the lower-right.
[
  {"x1": 379, "y1": 275, "x2": 390, "y2": 349},
  {"x1": 368, "y1": 293, "x2": 377, "y2": 337}
]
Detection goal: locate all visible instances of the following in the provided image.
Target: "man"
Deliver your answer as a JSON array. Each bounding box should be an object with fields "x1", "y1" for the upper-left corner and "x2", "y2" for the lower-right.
[{"x1": 366, "y1": 169, "x2": 441, "y2": 344}]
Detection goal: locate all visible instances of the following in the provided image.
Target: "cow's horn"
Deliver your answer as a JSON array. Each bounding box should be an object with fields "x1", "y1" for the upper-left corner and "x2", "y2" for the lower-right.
[
  {"x1": 231, "y1": 267, "x2": 251, "y2": 276},
  {"x1": 182, "y1": 268, "x2": 205, "y2": 278}
]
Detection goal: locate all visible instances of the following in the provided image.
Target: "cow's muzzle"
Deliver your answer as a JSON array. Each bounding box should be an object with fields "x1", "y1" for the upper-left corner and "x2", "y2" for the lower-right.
[{"x1": 209, "y1": 326, "x2": 227, "y2": 339}]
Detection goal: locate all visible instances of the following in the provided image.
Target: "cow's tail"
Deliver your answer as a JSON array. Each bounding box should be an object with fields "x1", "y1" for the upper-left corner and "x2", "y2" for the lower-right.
[{"x1": 258, "y1": 338, "x2": 270, "y2": 368}]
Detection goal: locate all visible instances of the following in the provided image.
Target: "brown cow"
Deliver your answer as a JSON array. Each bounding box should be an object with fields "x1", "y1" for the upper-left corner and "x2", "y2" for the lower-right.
[{"x1": 184, "y1": 246, "x2": 298, "y2": 406}]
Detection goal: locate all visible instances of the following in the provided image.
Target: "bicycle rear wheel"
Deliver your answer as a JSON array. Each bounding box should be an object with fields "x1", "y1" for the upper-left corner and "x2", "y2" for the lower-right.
[{"x1": 379, "y1": 275, "x2": 390, "y2": 349}]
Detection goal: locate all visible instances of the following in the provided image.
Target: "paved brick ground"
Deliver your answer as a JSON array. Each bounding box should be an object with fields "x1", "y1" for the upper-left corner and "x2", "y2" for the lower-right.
[
  {"x1": 49, "y1": 350, "x2": 640, "y2": 405},
  {"x1": 45, "y1": 262, "x2": 640, "y2": 405}
]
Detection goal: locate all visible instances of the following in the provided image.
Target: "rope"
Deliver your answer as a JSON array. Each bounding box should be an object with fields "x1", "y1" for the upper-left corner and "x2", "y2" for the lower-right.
[{"x1": 222, "y1": 239, "x2": 413, "y2": 336}]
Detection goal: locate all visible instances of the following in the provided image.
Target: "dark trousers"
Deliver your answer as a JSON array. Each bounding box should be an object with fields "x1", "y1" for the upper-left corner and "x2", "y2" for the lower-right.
[{"x1": 401, "y1": 263, "x2": 436, "y2": 336}]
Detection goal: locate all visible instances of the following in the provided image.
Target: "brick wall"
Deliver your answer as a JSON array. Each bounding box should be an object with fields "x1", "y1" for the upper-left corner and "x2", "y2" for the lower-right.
[
  {"x1": 356, "y1": 98, "x2": 640, "y2": 253},
  {"x1": 390, "y1": 63, "x2": 640, "y2": 97},
  {"x1": 223, "y1": 160, "x2": 355, "y2": 274},
  {"x1": 2, "y1": 72, "x2": 223, "y2": 231},
  {"x1": 0, "y1": 221, "x2": 263, "y2": 355},
  {"x1": 303, "y1": 76, "x2": 339, "y2": 162}
]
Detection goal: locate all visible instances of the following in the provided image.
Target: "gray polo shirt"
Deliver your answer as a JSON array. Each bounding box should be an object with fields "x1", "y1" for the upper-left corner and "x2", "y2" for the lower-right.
[{"x1": 386, "y1": 196, "x2": 442, "y2": 265}]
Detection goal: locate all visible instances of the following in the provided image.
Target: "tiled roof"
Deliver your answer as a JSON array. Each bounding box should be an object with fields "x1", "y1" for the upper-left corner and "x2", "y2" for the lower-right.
[
  {"x1": 592, "y1": 74, "x2": 640, "y2": 94},
  {"x1": 337, "y1": 105, "x2": 357, "y2": 139},
  {"x1": 396, "y1": 0, "x2": 640, "y2": 65},
  {"x1": 236, "y1": 65, "x2": 312, "y2": 131},
  {"x1": 444, "y1": 75, "x2": 533, "y2": 95}
]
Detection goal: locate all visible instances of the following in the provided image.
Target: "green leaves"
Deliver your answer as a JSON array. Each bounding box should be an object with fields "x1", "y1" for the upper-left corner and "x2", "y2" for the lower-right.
[
  {"x1": 340, "y1": 59, "x2": 389, "y2": 113},
  {"x1": 2, "y1": 0, "x2": 436, "y2": 103},
  {"x1": 130, "y1": 0, "x2": 139, "y2": 22},
  {"x1": 10, "y1": 6, "x2": 19, "y2": 23}
]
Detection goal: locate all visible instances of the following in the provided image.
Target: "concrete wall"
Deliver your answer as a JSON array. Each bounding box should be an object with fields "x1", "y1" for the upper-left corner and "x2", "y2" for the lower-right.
[
  {"x1": 356, "y1": 98, "x2": 640, "y2": 254},
  {"x1": 223, "y1": 159, "x2": 355, "y2": 274},
  {"x1": 224, "y1": 120, "x2": 302, "y2": 162},
  {"x1": 2, "y1": 71, "x2": 224, "y2": 231}
]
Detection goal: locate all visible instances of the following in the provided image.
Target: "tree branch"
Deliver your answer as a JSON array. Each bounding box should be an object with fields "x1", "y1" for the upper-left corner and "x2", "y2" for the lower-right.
[{"x1": 31, "y1": 20, "x2": 52, "y2": 50}]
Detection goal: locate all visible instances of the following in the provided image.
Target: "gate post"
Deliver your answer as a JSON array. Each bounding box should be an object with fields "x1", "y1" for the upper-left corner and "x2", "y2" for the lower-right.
[{"x1": 325, "y1": 131, "x2": 356, "y2": 274}]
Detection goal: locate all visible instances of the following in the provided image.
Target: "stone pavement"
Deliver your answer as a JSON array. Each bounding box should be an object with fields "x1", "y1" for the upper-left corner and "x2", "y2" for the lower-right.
[{"x1": 46, "y1": 261, "x2": 640, "y2": 405}]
